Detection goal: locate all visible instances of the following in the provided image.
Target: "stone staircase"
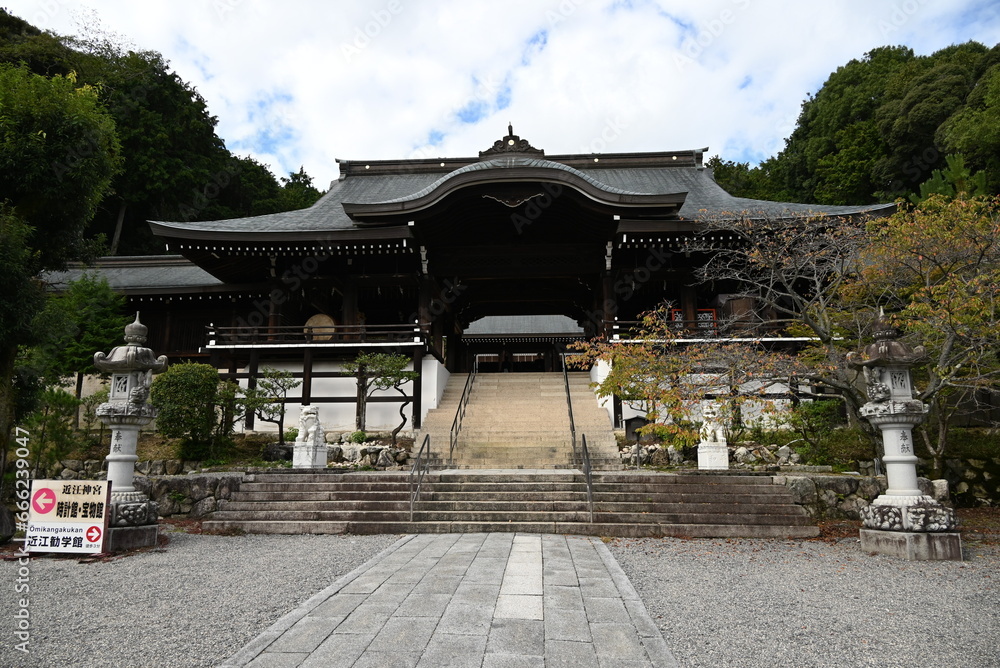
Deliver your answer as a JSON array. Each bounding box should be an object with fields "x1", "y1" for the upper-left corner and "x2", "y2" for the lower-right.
[
  {"x1": 418, "y1": 372, "x2": 620, "y2": 470},
  {"x1": 202, "y1": 470, "x2": 819, "y2": 538}
]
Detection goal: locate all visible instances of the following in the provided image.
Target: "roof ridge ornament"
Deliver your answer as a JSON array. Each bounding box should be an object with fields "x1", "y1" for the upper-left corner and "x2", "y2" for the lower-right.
[{"x1": 479, "y1": 123, "x2": 544, "y2": 158}]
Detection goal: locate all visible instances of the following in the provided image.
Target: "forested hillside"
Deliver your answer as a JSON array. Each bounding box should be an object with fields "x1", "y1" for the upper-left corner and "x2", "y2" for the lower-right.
[
  {"x1": 709, "y1": 42, "x2": 1000, "y2": 204},
  {"x1": 0, "y1": 9, "x2": 324, "y2": 256}
]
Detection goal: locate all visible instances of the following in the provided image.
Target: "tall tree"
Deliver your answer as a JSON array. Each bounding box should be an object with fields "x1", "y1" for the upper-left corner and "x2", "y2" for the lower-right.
[
  {"x1": 689, "y1": 212, "x2": 877, "y2": 424},
  {"x1": 843, "y1": 195, "x2": 1000, "y2": 474},
  {"x1": 0, "y1": 63, "x2": 120, "y2": 457},
  {"x1": 713, "y1": 42, "x2": 1000, "y2": 204},
  {"x1": 27, "y1": 273, "x2": 129, "y2": 399},
  {"x1": 278, "y1": 167, "x2": 325, "y2": 211}
]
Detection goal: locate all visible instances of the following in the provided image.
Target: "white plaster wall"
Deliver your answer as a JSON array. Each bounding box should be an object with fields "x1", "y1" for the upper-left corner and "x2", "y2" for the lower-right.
[
  {"x1": 420, "y1": 358, "x2": 450, "y2": 422},
  {"x1": 236, "y1": 360, "x2": 418, "y2": 435}
]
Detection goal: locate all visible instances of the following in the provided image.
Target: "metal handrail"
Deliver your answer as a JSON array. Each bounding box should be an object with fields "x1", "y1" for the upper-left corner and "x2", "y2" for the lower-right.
[
  {"x1": 562, "y1": 357, "x2": 579, "y2": 468},
  {"x1": 409, "y1": 434, "x2": 431, "y2": 521},
  {"x1": 448, "y1": 357, "x2": 478, "y2": 468},
  {"x1": 581, "y1": 434, "x2": 594, "y2": 524}
]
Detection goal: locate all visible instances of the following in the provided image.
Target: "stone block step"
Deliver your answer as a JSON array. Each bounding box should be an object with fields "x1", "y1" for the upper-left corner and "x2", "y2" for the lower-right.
[
  {"x1": 335, "y1": 521, "x2": 819, "y2": 539},
  {"x1": 231, "y1": 490, "x2": 412, "y2": 502},
  {"x1": 202, "y1": 520, "x2": 349, "y2": 534},
  {"x1": 221, "y1": 500, "x2": 412, "y2": 512},
  {"x1": 201, "y1": 518, "x2": 818, "y2": 539}
]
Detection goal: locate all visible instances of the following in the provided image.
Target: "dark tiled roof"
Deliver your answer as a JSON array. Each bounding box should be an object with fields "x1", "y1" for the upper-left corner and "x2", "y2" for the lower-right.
[
  {"x1": 150, "y1": 150, "x2": 893, "y2": 238},
  {"x1": 465, "y1": 315, "x2": 584, "y2": 335},
  {"x1": 44, "y1": 256, "x2": 225, "y2": 293}
]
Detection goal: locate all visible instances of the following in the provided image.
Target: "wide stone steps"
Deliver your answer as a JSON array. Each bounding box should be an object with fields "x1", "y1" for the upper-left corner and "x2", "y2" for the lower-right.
[
  {"x1": 417, "y1": 371, "x2": 620, "y2": 470},
  {"x1": 203, "y1": 520, "x2": 816, "y2": 539},
  {"x1": 202, "y1": 470, "x2": 819, "y2": 538}
]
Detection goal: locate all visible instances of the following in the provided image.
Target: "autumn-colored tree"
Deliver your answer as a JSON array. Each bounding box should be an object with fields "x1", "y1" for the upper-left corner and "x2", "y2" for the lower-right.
[
  {"x1": 689, "y1": 212, "x2": 879, "y2": 424},
  {"x1": 844, "y1": 194, "x2": 1000, "y2": 473},
  {"x1": 568, "y1": 306, "x2": 803, "y2": 444}
]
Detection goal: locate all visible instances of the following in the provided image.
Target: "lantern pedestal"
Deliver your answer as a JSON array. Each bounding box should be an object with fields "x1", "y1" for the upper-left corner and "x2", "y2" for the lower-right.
[
  {"x1": 94, "y1": 314, "x2": 168, "y2": 552},
  {"x1": 848, "y1": 313, "x2": 961, "y2": 561}
]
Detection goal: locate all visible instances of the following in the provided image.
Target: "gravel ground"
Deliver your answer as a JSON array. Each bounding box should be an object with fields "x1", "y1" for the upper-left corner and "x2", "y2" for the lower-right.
[
  {"x1": 609, "y1": 536, "x2": 1000, "y2": 668},
  {"x1": 0, "y1": 531, "x2": 400, "y2": 668},
  {"x1": 2, "y1": 529, "x2": 997, "y2": 668}
]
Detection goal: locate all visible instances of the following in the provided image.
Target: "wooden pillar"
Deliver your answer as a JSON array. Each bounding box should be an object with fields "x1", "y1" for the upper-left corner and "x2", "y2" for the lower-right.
[
  {"x1": 302, "y1": 348, "x2": 313, "y2": 406},
  {"x1": 342, "y1": 278, "x2": 358, "y2": 328},
  {"x1": 411, "y1": 348, "x2": 423, "y2": 430},
  {"x1": 613, "y1": 395, "x2": 623, "y2": 429},
  {"x1": 601, "y1": 272, "x2": 616, "y2": 339},
  {"x1": 245, "y1": 350, "x2": 260, "y2": 430},
  {"x1": 681, "y1": 286, "x2": 697, "y2": 333},
  {"x1": 418, "y1": 277, "x2": 434, "y2": 337},
  {"x1": 266, "y1": 285, "x2": 282, "y2": 339},
  {"x1": 446, "y1": 322, "x2": 463, "y2": 372}
]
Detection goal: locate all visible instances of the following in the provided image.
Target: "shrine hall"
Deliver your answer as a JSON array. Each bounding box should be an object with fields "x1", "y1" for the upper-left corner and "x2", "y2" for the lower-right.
[{"x1": 54, "y1": 127, "x2": 891, "y2": 432}]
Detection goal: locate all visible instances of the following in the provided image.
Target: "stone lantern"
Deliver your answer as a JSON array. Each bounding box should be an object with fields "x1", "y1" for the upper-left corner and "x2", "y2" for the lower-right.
[
  {"x1": 847, "y1": 311, "x2": 961, "y2": 560},
  {"x1": 94, "y1": 313, "x2": 168, "y2": 550}
]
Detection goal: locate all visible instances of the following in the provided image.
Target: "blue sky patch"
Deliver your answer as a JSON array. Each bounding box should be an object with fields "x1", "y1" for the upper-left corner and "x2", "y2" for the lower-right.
[
  {"x1": 426, "y1": 129, "x2": 445, "y2": 146},
  {"x1": 522, "y1": 29, "x2": 548, "y2": 65},
  {"x1": 457, "y1": 99, "x2": 489, "y2": 124}
]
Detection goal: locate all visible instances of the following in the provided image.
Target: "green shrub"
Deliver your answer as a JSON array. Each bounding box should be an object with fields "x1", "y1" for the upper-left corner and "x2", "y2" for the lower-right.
[
  {"x1": 283, "y1": 427, "x2": 298, "y2": 442},
  {"x1": 150, "y1": 362, "x2": 219, "y2": 459},
  {"x1": 24, "y1": 388, "x2": 80, "y2": 475},
  {"x1": 938, "y1": 428, "x2": 998, "y2": 460},
  {"x1": 349, "y1": 430, "x2": 367, "y2": 444}
]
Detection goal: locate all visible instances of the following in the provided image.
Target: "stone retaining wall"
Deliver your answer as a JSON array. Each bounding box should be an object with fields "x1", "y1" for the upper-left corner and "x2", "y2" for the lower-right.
[
  {"x1": 939, "y1": 457, "x2": 1000, "y2": 507},
  {"x1": 774, "y1": 474, "x2": 948, "y2": 519},
  {"x1": 133, "y1": 474, "x2": 244, "y2": 518}
]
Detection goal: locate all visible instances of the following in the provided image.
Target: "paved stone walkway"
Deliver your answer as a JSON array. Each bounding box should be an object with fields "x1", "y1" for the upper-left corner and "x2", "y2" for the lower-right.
[{"x1": 220, "y1": 533, "x2": 678, "y2": 667}]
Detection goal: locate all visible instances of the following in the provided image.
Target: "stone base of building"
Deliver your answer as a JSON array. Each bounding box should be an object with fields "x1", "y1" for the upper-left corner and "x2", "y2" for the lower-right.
[
  {"x1": 105, "y1": 525, "x2": 159, "y2": 553},
  {"x1": 697, "y1": 442, "x2": 729, "y2": 470},
  {"x1": 859, "y1": 528, "x2": 963, "y2": 561}
]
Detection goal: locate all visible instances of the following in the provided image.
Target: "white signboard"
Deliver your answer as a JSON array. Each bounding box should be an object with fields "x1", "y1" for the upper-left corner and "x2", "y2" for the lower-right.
[{"x1": 25, "y1": 480, "x2": 111, "y2": 554}]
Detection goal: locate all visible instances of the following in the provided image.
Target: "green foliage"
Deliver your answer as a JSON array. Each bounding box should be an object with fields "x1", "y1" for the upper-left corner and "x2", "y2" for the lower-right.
[
  {"x1": 0, "y1": 63, "x2": 121, "y2": 270},
  {"x1": 0, "y1": 60, "x2": 119, "y2": 462},
  {"x1": 784, "y1": 400, "x2": 845, "y2": 451},
  {"x1": 278, "y1": 167, "x2": 324, "y2": 210},
  {"x1": 849, "y1": 195, "x2": 1000, "y2": 411},
  {"x1": 931, "y1": 428, "x2": 997, "y2": 460},
  {"x1": 909, "y1": 154, "x2": 987, "y2": 203},
  {"x1": 349, "y1": 430, "x2": 367, "y2": 444},
  {"x1": 80, "y1": 386, "x2": 109, "y2": 444},
  {"x1": 712, "y1": 42, "x2": 1000, "y2": 203},
  {"x1": 783, "y1": 400, "x2": 875, "y2": 466},
  {"x1": 24, "y1": 388, "x2": 80, "y2": 474},
  {"x1": 242, "y1": 367, "x2": 301, "y2": 443},
  {"x1": 283, "y1": 427, "x2": 298, "y2": 442},
  {"x1": 0, "y1": 11, "x2": 327, "y2": 255},
  {"x1": 344, "y1": 352, "x2": 418, "y2": 432},
  {"x1": 28, "y1": 273, "x2": 128, "y2": 385},
  {"x1": 150, "y1": 362, "x2": 219, "y2": 456}
]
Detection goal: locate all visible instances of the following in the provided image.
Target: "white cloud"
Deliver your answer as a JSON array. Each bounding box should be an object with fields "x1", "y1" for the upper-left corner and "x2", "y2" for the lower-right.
[{"x1": 6, "y1": 0, "x2": 1000, "y2": 187}]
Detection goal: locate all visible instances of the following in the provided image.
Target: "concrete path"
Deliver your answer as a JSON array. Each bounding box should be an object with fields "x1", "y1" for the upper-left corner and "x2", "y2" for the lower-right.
[{"x1": 220, "y1": 533, "x2": 678, "y2": 667}]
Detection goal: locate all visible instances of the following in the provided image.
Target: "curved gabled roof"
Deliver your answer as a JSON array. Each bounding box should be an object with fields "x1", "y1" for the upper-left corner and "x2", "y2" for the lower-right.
[
  {"x1": 341, "y1": 154, "x2": 686, "y2": 219},
  {"x1": 149, "y1": 131, "x2": 894, "y2": 242}
]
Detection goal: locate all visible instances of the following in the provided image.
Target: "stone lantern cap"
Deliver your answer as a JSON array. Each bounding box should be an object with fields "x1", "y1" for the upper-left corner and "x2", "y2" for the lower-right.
[
  {"x1": 847, "y1": 309, "x2": 926, "y2": 369},
  {"x1": 94, "y1": 313, "x2": 168, "y2": 374}
]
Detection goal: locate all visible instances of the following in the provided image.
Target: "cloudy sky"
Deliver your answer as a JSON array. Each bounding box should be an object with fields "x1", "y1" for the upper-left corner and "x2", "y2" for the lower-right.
[{"x1": 6, "y1": 0, "x2": 1000, "y2": 189}]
